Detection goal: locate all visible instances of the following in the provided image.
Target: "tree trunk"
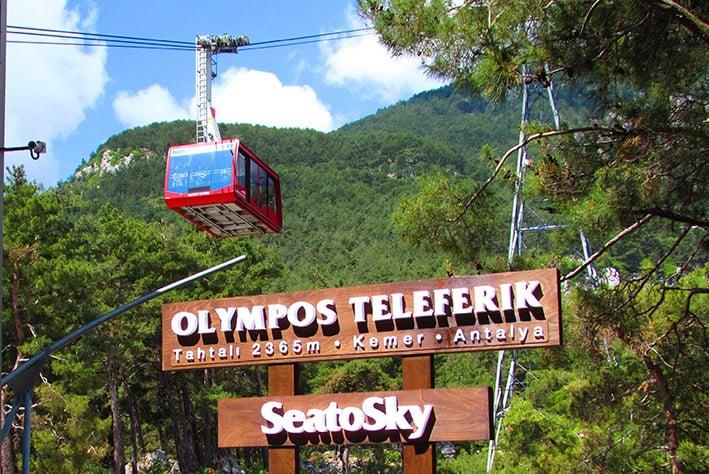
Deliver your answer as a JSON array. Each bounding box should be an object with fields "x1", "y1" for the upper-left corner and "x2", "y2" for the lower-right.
[
  {"x1": 255, "y1": 367, "x2": 265, "y2": 396},
  {"x1": 131, "y1": 388, "x2": 145, "y2": 451},
  {"x1": 0, "y1": 388, "x2": 17, "y2": 474},
  {"x1": 157, "y1": 423, "x2": 167, "y2": 455},
  {"x1": 107, "y1": 351, "x2": 126, "y2": 474},
  {"x1": 643, "y1": 354, "x2": 682, "y2": 474},
  {"x1": 202, "y1": 370, "x2": 214, "y2": 468},
  {"x1": 124, "y1": 380, "x2": 144, "y2": 473},
  {"x1": 125, "y1": 384, "x2": 139, "y2": 474},
  {"x1": 180, "y1": 382, "x2": 201, "y2": 471},
  {"x1": 128, "y1": 430, "x2": 137, "y2": 474},
  {"x1": 157, "y1": 371, "x2": 188, "y2": 474},
  {"x1": 340, "y1": 445, "x2": 350, "y2": 474},
  {"x1": 617, "y1": 329, "x2": 683, "y2": 474},
  {"x1": 11, "y1": 270, "x2": 23, "y2": 345}
]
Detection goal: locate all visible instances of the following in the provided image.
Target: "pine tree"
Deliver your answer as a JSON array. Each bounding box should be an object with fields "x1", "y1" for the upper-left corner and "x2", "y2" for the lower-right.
[{"x1": 360, "y1": 2, "x2": 708, "y2": 472}]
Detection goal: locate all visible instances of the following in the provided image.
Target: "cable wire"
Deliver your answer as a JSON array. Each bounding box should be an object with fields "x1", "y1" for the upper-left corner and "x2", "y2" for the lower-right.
[
  {"x1": 7, "y1": 24, "x2": 193, "y2": 46},
  {"x1": 6, "y1": 30, "x2": 376, "y2": 53},
  {"x1": 240, "y1": 32, "x2": 373, "y2": 51},
  {"x1": 6, "y1": 25, "x2": 375, "y2": 51},
  {"x1": 246, "y1": 27, "x2": 373, "y2": 46},
  {"x1": 6, "y1": 40, "x2": 195, "y2": 51},
  {"x1": 6, "y1": 30, "x2": 196, "y2": 50}
]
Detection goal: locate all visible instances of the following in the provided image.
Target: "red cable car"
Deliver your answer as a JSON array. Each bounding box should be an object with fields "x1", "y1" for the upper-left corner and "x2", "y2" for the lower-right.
[{"x1": 164, "y1": 139, "x2": 282, "y2": 237}]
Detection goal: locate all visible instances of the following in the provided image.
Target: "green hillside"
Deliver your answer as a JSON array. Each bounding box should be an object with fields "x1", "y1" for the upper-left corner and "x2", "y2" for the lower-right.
[{"x1": 70, "y1": 84, "x2": 594, "y2": 295}]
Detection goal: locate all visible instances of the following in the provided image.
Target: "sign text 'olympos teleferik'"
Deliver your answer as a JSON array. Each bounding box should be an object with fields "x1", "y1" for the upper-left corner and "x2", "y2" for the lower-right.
[{"x1": 162, "y1": 268, "x2": 561, "y2": 370}]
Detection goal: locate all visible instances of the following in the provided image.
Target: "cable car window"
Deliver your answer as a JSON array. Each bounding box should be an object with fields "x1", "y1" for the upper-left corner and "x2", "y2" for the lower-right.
[
  {"x1": 164, "y1": 139, "x2": 282, "y2": 237},
  {"x1": 267, "y1": 176, "x2": 276, "y2": 213},
  {"x1": 237, "y1": 152, "x2": 247, "y2": 190},
  {"x1": 168, "y1": 147, "x2": 232, "y2": 194},
  {"x1": 252, "y1": 163, "x2": 268, "y2": 208},
  {"x1": 249, "y1": 159, "x2": 258, "y2": 202}
]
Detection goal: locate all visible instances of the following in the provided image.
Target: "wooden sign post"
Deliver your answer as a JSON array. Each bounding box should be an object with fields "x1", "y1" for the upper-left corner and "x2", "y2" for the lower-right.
[
  {"x1": 268, "y1": 364, "x2": 299, "y2": 474},
  {"x1": 264, "y1": 357, "x2": 441, "y2": 473},
  {"x1": 402, "y1": 355, "x2": 435, "y2": 473}
]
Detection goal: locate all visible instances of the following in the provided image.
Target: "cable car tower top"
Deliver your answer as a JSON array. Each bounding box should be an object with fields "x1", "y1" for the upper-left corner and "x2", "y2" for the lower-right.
[{"x1": 195, "y1": 34, "x2": 250, "y2": 143}]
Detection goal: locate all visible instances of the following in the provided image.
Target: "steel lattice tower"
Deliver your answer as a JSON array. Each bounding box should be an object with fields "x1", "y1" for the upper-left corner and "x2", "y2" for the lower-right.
[{"x1": 486, "y1": 66, "x2": 597, "y2": 472}]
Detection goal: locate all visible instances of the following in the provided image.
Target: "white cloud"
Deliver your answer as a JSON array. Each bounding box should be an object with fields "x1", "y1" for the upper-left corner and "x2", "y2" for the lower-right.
[
  {"x1": 5, "y1": 0, "x2": 108, "y2": 184},
  {"x1": 113, "y1": 85, "x2": 191, "y2": 127},
  {"x1": 321, "y1": 7, "x2": 444, "y2": 102},
  {"x1": 210, "y1": 68, "x2": 333, "y2": 131},
  {"x1": 114, "y1": 67, "x2": 334, "y2": 132}
]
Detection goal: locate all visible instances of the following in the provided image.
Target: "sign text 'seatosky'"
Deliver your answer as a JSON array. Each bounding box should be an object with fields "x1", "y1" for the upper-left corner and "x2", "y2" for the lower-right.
[
  {"x1": 162, "y1": 268, "x2": 561, "y2": 370},
  {"x1": 218, "y1": 388, "x2": 492, "y2": 447}
]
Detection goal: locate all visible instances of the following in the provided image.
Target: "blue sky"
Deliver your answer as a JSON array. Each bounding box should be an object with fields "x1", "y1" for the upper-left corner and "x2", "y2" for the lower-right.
[{"x1": 5, "y1": 0, "x2": 443, "y2": 186}]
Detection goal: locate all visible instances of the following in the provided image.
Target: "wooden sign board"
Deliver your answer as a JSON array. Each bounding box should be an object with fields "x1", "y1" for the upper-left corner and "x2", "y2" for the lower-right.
[
  {"x1": 162, "y1": 268, "x2": 561, "y2": 370},
  {"x1": 218, "y1": 387, "x2": 492, "y2": 447}
]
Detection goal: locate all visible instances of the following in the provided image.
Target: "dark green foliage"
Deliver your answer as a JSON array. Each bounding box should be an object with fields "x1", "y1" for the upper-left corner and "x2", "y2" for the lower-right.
[
  {"x1": 361, "y1": 1, "x2": 707, "y2": 472},
  {"x1": 3, "y1": 165, "x2": 282, "y2": 472},
  {"x1": 392, "y1": 172, "x2": 508, "y2": 261}
]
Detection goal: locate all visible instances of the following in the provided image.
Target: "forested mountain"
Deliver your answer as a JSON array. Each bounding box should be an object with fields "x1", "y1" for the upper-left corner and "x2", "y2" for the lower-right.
[
  {"x1": 2, "y1": 80, "x2": 705, "y2": 473},
  {"x1": 71, "y1": 85, "x2": 524, "y2": 291}
]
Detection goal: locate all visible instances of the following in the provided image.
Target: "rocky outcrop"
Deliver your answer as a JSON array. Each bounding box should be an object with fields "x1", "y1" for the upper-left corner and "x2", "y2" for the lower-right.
[{"x1": 75, "y1": 148, "x2": 152, "y2": 178}]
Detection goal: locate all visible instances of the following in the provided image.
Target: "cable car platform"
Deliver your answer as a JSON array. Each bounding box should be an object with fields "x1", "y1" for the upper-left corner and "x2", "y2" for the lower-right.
[{"x1": 181, "y1": 203, "x2": 273, "y2": 237}]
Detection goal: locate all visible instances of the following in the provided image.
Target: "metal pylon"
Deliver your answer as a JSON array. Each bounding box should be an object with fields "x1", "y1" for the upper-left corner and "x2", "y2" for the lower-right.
[
  {"x1": 486, "y1": 66, "x2": 597, "y2": 473},
  {"x1": 195, "y1": 44, "x2": 214, "y2": 143},
  {"x1": 194, "y1": 34, "x2": 250, "y2": 144}
]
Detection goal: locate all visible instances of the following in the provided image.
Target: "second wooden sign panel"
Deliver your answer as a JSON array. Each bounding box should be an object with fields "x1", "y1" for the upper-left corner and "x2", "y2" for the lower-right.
[{"x1": 218, "y1": 387, "x2": 492, "y2": 447}]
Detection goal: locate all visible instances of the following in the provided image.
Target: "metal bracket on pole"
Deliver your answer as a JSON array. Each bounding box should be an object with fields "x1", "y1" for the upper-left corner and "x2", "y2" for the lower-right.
[
  {"x1": 0, "y1": 141, "x2": 46, "y2": 160},
  {"x1": 0, "y1": 255, "x2": 247, "y2": 472}
]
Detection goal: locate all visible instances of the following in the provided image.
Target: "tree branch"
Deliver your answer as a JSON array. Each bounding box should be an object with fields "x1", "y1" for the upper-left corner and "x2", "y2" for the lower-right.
[
  {"x1": 561, "y1": 214, "x2": 654, "y2": 281},
  {"x1": 667, "y1": 234, "x2": 707, "y2": 281},
  {"x1": 682, "y1": 288, "x2": 709, "y2": 320},
  {"x1": 622, "y1": 226, "x2": 692, "y2": 306},
  {"x1": 656, "y1": 0, "x2": 709, "y2": 39},
  {"x1": 650, "y1": 287, "x2": 709, "y2": 351},
  {"x1": 579, "y1": 0, "x2": 603, "y2": 37},
  {"x1": 451, "y1": 126, "x2": 617, "y2": 223},
  {"x1": 635, "y1": 208, "x2": 709, "y2": 229},
  {"x1": 547, "y1": 66, "x2": 567, "y2": 77}
]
